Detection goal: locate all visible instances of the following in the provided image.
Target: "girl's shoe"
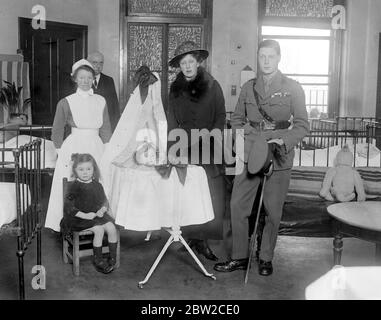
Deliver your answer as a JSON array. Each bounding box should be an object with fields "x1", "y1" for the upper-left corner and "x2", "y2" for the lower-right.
[{"x1": 93, "y1": 246, "x2": 113, "y2": 274}]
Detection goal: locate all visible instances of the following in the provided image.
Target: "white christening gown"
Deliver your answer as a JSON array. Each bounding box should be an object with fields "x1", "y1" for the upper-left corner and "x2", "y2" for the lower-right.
[{"x1": 101, "y1": 74, "x2": 214, "y2": 231}]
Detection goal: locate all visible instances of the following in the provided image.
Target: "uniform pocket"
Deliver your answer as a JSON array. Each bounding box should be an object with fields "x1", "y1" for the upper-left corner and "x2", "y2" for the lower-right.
[{"x1": 269, "y1": 96, "x2": 291, "y2": 107}]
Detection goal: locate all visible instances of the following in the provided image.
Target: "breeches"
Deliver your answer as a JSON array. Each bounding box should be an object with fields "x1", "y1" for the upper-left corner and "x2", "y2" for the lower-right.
[{"x1": 230, "y1": 165, "x2": 291, "y2": 261}]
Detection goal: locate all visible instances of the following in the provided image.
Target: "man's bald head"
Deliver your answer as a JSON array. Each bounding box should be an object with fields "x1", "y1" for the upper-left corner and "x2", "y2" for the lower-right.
[{"x1": 87, "y1": 51, "x2": 104, "y2": 75}]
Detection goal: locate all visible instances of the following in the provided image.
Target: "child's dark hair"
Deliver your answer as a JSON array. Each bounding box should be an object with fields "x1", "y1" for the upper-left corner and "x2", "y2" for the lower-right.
[{"x1": 71, "y1": 153, "x2": 100, "y2": 181}]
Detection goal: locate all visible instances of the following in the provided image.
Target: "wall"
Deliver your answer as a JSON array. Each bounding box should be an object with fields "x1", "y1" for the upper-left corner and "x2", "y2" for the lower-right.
[
  {"x1": 2, "y1": 1, "x2": 380, "y2": 117},
  {"x1": 340, "y1": 0, "x2": 381, "y2": 117},
  {"x1": 95, "y1": 0, "x2": 259, "y2": 111},
  {"x1": 95, "y1": 0, "x2": 120, "y2": 96},
  {"x1": 0, "y1": 0, "x2": 99, "y2": 57},
  {"x1": 212, "y1": 0, "x2": 258, "y2": 111},
  {"x1": 0, "y1": 0, "x2": 258, "y2": 111}
]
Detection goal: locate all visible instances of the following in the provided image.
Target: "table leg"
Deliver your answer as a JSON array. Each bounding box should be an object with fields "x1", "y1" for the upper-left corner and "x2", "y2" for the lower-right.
[
  {"x1": 376, "y1": 243, "x2": 381, "y2": 264},
  {"x1": 138, "y1": 234, "x2": 175, "y2": 288},
  {"x1": 333, "y1": 234, "x2": 343, "y2": 266},
  {"x1": 179, "y1": 234, "x2": 216, "y2": 280}
]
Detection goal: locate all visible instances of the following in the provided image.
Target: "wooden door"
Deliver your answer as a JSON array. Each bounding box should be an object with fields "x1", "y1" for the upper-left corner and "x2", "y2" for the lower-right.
[
  {"x1": 120, "y1": 0, "x2": 213, "y2": 110},
  {"x1": 19, "y1": 18, "x2": 87, "y2": 124}
]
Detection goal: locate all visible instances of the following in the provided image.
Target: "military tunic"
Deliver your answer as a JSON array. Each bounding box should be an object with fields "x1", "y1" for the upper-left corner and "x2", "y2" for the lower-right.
[{"x1": 228, "y1": 71, "x2": 309, "y2": 261}]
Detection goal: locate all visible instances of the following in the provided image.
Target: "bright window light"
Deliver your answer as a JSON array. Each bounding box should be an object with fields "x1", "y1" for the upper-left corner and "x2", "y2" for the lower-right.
[
  {"x1": 262, "y1": 26, "x2": 331, "y2": 37},
  {"x1": 261, "y1": 26, "x2": 331, "y2": 118}
]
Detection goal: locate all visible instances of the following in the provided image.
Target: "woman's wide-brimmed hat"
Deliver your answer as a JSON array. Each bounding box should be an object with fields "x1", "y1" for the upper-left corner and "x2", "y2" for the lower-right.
[
  {"x1": 169, "y1": 41, "x2": 209, "y2": 68},
  {"x1": 71, "y1": 58, "x2": 94, "y2": 76}
]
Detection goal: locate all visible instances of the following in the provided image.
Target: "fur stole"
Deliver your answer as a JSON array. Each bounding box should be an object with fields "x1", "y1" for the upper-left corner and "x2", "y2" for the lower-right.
[{"x1": 170, "y1": 68, "x2": 211, "y2": 100}]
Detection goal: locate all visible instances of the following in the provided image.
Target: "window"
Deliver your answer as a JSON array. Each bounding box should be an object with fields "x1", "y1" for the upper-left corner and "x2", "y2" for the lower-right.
[{"x1": 261, "y1": 26, "x2": 332, "y2": 119}]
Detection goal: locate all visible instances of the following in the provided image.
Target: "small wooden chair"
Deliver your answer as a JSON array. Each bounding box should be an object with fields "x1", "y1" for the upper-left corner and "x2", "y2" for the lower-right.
[
  {"x1": 61, "y1": 178, "x2": 120, "y2": 276},
  {"x1": 62, "y1": 229, "x2": 120, "y2": 276}
]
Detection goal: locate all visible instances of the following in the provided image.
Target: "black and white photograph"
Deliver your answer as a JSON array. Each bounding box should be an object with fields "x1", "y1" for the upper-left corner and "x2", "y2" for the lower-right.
[{"x1": 0, "y1": 0, "x2": 381, "y2": 306}]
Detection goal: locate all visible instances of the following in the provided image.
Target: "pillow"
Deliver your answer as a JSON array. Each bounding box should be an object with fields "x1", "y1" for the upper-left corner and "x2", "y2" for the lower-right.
[
  {"x1": 0, "y1": 182, "x2": 30, "y2": 228},
  {"x1": 4, "y1": 135, "x2": 57, "y2": 168},
  {"x1": 289, "y1": 166, "x2": 381, "y2": 199},
  {"x1": 289, "y1": 167, "x2": 328, "y2": 198},
  {"x1": 0, "y1": 182, "x2": 17, "y2": 227},
  {"x1": 357, "y1": 168, "x2": 381, "y2": 197}
]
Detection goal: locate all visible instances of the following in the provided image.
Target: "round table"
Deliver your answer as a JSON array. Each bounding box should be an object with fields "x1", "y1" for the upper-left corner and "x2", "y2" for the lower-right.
[{"x1": 327, "y1": 202, "x2": 381, "y2": 266}]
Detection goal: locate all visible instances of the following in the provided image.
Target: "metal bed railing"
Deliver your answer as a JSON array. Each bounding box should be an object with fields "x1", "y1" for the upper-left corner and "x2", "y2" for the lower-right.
[
  {"x1": 305, "y1": 117, "x2": 381, "y2": 150},
  {"x1": 296, "y1": 124, "x2": 381, "y2": 168},
  {"x1": 0, "y1": 139, "x2": 42, "y2": 300}
]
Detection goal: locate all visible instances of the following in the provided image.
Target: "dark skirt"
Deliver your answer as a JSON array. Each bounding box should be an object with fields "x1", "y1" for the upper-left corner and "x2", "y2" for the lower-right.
[
  {"x1": 60, "y1": 212, "x2": 114, "y2": 235},
  {"x1": 181, "y1": 164, "x2": 226, "y2": 240}
]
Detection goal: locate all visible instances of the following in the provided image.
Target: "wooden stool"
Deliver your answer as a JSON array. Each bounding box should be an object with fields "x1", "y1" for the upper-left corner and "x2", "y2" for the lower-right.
[{"x1": 62, "y1": 229, "x2": 120, "y2": 276}]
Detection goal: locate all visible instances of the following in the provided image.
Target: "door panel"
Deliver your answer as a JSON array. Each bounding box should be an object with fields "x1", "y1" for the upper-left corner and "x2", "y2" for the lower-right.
[
  {"x1": 19, "y1": 18, "x2": 87, "y2": 125},
  {"x1": 126, "y1": 22, "x2": 206, "y2": 109},
  {"x1": 121, "y1": 0, "x2": 213, "y2": 110},
  {"x1": 127, "y1": 23, "x2": 165, "y2": 99}
]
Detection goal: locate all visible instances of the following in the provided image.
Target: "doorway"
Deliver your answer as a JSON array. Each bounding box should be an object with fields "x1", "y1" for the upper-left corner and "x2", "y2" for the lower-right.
[
  {"x1": 120, "y1": 0, "x2": 213, "y2": 110},
  {"x1": 19, "y1": 18, "x2": 87, "y2": 124}
]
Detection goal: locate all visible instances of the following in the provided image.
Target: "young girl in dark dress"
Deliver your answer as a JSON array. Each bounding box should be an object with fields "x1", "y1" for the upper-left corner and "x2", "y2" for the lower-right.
[{"x1": 60, "y1": 153, "x2": 118, "y2": 274}]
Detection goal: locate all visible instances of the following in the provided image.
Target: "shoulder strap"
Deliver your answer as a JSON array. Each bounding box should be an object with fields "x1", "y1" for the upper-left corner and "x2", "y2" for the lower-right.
[{"x1": 252, "y1": 79, "x2": 275, "y2": 123}]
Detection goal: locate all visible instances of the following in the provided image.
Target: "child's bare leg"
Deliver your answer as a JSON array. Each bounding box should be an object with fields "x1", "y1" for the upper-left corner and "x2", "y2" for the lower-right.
[
  {"x1": 88, "y1": 225, "x2": 105, "y2": 247},
  {"x1": 336, "y1": 192, "x2": 356, "y2": 202},
  {"x1": 104, "y1": 222, "x2": 117, "y2": 243}
]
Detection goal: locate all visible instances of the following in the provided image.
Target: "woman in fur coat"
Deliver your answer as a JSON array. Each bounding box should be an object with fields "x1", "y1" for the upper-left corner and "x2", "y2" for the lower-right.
[{"x1": 167, "y1": 41, "x2": 226, "y2": 261}]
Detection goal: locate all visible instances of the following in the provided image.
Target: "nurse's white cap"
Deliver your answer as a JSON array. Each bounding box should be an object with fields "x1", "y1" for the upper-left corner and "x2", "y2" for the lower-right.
[{"x1": 71, "y1": 58, "x2": 94, "y2": 76}]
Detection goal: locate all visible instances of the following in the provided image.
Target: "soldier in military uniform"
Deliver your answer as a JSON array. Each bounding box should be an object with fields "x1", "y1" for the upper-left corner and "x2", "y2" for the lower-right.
[{"x1": 215, "y1": 39, "x2": 309, "y2": 276}]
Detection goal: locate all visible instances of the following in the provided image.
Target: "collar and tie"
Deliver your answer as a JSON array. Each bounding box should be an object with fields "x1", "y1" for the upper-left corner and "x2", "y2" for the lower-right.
[
  {"x1": 263, "y1": 73, "x2": 276, "y2": 94},
  {"x1": 93, "y1": 78, "x2": 98, "y2": 89}
]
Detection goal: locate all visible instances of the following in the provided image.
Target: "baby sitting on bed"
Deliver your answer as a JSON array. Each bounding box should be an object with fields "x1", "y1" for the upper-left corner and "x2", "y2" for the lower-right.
[{"x1": 319, "y1": 145, "x2": 366, "y2": 202}]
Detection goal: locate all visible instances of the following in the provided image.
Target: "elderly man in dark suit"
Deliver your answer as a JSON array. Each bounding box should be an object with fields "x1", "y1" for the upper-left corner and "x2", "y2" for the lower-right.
[
  {"x1": 214, "y1": 40, "x2": 309, "y2": 276},
  {"x1": 87, "y1": 51, "x2": 120, "y2": 132}
]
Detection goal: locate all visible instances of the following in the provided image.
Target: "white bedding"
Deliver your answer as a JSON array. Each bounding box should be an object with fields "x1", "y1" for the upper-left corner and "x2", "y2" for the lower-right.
[
  {"x1": 0, "y1": 135, "x2": 57, "y2": 169},
  {"x1": 294, "y1": 142, "x2": 381, "y2": 167},
  {"x1": 0, "y1": 182, "x2": 30, "y2": 229}
]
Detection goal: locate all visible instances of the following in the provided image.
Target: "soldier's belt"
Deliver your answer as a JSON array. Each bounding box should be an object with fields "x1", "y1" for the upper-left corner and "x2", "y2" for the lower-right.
[{"x1": 249, "y1": 120, "x2": 291, "y2": 131}]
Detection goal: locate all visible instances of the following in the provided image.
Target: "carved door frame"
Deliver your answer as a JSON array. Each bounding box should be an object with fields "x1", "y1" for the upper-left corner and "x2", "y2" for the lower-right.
[{"x1": 119, "y1": 0, "x2": 213, "y2": 109}]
